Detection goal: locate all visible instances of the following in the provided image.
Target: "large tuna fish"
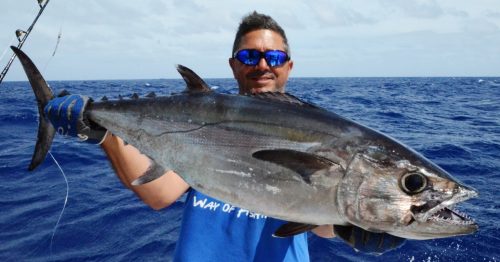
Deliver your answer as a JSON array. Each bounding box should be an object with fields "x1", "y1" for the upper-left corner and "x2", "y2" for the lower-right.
[{"x1": 12, "y1": 46, "x2": 477, "y2": 247}]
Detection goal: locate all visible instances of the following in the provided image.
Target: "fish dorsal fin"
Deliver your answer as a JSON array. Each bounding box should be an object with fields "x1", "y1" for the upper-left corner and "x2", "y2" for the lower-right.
[
  {"x1": 176, "y1": 64, "x2": 212, "y2": 94},
  {"x1": 248, "y1": 92, "x2": 318, "y2": 108},
  {"x1": 273, "y1": 222, "x2": 318, "y2": 237},
  {"x1": 252, "y1": 149, "x2": 338, "y2": 183}
]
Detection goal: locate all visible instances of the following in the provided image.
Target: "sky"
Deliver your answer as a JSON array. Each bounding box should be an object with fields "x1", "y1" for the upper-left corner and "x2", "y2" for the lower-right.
[{"x1": 0, "y1": 0, "x2": 499, "y2": 81}]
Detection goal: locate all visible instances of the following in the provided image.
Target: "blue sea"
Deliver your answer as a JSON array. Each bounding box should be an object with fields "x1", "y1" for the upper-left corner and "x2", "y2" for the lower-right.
[{"x1": 0, "y1": 77, "x2": 498, "y2": 261}]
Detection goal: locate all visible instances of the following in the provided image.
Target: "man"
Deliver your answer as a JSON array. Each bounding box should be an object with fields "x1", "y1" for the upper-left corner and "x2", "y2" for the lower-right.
[
  {"x1": 102, "y1": 11, "x2": 319, "y2": 261},
  {"x1": 45, "y1": 11, "x2": 403, "y2": 261}
]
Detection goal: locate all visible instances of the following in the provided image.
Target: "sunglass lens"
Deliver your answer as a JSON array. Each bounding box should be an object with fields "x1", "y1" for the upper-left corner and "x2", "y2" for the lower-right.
[
  {"x1": 236, "y1": 49, "x2": 260, "y2": 66},
  {"x1": 264, "y1": 50, "x2": 288, "y2": 67}
]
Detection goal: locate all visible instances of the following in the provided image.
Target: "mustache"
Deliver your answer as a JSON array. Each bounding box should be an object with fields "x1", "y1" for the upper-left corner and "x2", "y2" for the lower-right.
[{"x1": 246, "y1": 70, "x2": 275, "y2": 79}]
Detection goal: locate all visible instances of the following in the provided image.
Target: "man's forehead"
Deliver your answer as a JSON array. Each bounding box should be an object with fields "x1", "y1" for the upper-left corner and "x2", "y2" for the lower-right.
[{"x1": 239, "y1": 29, "x2": 285, "y2": 49}]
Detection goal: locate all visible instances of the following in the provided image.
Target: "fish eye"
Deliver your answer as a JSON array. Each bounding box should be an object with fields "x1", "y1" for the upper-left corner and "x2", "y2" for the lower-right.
[{"x1": 400, "y1": 172, "x2": 427, "y2": 194}]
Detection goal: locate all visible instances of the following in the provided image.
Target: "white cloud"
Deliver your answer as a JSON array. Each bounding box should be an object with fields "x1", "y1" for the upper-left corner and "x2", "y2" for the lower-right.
[
  {"x1": 378, "y1": 0, "x2": 444, "y2": 19},
  {"x1": 0, "y1": 0, "x2": 499, "y2": 81}
]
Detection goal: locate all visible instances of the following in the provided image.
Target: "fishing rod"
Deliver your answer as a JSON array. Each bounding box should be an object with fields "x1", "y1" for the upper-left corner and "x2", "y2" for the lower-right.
[{"x1": 0, "y1": 0, "x2": 50, "y2": 85}]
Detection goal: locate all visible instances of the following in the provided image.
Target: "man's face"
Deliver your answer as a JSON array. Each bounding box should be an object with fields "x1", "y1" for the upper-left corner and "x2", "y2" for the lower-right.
[{"x1": 229, "y1": 29, "x2": 293, "y2": 94}]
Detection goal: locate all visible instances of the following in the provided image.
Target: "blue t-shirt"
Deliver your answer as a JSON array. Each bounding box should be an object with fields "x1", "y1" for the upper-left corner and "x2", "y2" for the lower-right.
[{"x1": 173, "y1": 190, "x2": 310, "y2": 262}]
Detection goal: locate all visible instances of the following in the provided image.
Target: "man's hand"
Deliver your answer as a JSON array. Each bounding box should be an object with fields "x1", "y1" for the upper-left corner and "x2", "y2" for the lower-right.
[{"x1": 44, "y1": 92, "x2": 108, "y2": 144}]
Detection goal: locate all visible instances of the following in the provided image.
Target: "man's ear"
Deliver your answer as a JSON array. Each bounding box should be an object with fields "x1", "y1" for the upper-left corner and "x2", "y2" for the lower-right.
[{"x1": 228, "y1": 58, "x2": 237, "y2": 77}]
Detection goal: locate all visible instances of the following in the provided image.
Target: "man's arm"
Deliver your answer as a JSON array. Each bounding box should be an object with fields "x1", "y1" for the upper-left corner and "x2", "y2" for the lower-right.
[
  {"x1": 100, "y1": 134, "x2": 189, "y2": 210},
  {"x1": 312, "y1": 225, "x2": 335, "y2": 238}
]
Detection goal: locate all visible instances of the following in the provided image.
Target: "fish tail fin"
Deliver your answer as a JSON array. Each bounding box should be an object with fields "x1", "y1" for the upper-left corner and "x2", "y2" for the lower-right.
[{"x1": 10, "y1": 46, "x2": 55, "y2": 171}]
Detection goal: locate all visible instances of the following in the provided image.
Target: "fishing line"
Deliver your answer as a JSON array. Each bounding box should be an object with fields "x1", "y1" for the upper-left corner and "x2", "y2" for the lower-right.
[
  {"x1": 43, "y1": 0, "x2": 66, "y2": 73},
  {"x1": 48, "y1": 151, "x2": 69, "y2": 255},
  {"x1": 0, "y1": 36, "x2": 17, "y2": 62},
  {"x1": 42, "y1": 26, "x2": 62, "y2": 72},
  {"x1": 42, "y1": 0, "x2": 70, "y2": 254},
  {"x1": 51, "y1": 27, "x2": 62, "y2": 57}
]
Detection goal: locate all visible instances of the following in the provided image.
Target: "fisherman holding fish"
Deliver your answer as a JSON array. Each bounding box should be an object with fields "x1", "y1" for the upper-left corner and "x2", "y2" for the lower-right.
[{"x1": 40, "y1": 11, "x2": 406, "y2": 261}]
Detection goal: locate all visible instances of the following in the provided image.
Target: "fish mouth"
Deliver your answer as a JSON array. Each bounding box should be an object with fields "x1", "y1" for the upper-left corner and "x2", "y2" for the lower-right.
[
  {"x1": 426, "y1": 206, "x2": 476, "y2": 226},
  {"x1": 411, "y1": 187, "x2": 478, "y2": 227}
]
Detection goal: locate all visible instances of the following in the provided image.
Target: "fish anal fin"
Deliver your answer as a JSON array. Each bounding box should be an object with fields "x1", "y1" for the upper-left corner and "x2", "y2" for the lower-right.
[
  {"x1": 252, "y1": 149, "x2": 339, "y2": 183},
  {"x1": 333, "y1": 225, "x2": 358, "y2": 247},
  {"x1": 176, "y1": 64, "x2": 212, "y2": 94},
  {"x1": 131, "y1": 159, "x2": 168, "y2": 186},
  {"x1": 273, "y1": 222, "x2": 318, "y2": 238},
  {"x1": 333, "y1": 225, "x2": 406, "y2": 255}
]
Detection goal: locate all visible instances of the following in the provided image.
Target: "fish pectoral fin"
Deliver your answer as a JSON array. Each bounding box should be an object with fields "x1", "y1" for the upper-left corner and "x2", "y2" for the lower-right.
[
  {"x1": 252, "y1": 149, "x2": 339, "y2": 183},
  {"x1": 273, "y1": 222, "x2": 318, "y2": 238},
  {"x1": 333, "y1": 225, "x2": 406, "y2": 255},
  {"x1": 131, "y1": 159, "x2": 168, "y2": 186}
]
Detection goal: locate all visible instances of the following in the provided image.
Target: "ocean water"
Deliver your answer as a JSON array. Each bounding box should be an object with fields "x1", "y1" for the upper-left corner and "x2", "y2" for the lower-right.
[{"x1": 0, "y1": 77, "x2": 498, "y2": 261}]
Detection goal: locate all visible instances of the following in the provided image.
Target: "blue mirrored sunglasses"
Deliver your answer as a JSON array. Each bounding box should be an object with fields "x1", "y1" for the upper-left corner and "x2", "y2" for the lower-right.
[{"x1": 233, "y1": 49, "x2": 290, "y2": 67}]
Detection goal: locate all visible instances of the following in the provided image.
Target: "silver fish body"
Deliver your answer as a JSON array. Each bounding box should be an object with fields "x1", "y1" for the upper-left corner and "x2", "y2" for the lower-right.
[
  {"x1": 88, "y1": 83, "x2": 478, "y2": 240},
  {"x1": 12, "y1": 45, "x2": 477, "y2": 242}
]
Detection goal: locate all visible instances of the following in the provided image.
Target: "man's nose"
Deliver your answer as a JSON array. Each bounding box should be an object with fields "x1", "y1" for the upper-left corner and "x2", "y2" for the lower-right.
[{"x1": 255, "y1": 57, "x2": 270, "y2": 70}]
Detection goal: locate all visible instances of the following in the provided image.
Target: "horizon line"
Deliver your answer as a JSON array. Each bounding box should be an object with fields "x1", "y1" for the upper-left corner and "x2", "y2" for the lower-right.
[{"x1": 3, "y1": 75, "x2": 499, "y2": 83}]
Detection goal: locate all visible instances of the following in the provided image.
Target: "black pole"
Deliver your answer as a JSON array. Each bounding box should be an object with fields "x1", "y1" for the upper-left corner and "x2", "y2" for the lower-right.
[{"x1": 0, "y1": 0, "x2": 50, "y2": 85}]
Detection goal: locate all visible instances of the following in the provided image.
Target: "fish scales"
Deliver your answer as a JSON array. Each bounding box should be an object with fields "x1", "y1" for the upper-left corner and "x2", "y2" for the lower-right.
[{"x1": 88, "y1": 93, "x2": 345, "y2": 225}]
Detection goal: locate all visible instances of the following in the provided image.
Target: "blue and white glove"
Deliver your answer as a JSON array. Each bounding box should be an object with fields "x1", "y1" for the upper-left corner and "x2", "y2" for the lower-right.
[
  {"x1": 44, "y1": 92, "x2": 108, "y2": 144},
  {"x1": 334, "y1": 225, "x2": 406, "y2": 255}
]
